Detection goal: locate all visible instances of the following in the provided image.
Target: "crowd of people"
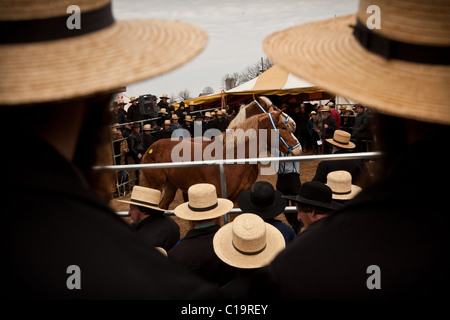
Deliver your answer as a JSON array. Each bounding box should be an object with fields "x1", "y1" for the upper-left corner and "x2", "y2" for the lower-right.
[
  {"x1": 282, "y1": 101, "x2": 371, "y2": 155},
  {"x1": 121, "y1": 167, "x2": 361, "y2": 290},
  {"x1": 7, "y1": 0, "x2": 447, "y2": 301}
]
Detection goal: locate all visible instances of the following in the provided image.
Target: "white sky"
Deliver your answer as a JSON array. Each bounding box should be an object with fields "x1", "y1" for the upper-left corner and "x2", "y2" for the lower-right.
[{"x1": 113, "y1": 0, "x2": 358, "y2": 100}]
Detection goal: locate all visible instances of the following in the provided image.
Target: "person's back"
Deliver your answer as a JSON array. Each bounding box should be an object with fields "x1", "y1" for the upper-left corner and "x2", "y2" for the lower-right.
[
  {"x1": 5, "y1": 131, "x2": 217, "y2": 299},
  {"x1": 169, "y1": 224, "x2": 237, "y2": 286},
  {"x1": 262, "y1": 126, "x2": 448, "y2": 298},
  {"x1": 133, "y1": 213, "x2": 180, "y2": 251}
]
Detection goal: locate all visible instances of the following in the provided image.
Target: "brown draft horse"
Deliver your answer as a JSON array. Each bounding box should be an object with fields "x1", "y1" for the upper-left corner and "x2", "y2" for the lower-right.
[
  {"x1": 140, "y1": 109, "x2": 302, "y2": 209},
  {"x1": 228, "y1": 96, "x2": 297, "y2": 133}
]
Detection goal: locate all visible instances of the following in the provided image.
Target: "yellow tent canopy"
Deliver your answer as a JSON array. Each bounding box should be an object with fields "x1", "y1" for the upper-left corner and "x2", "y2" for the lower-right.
[{"x1": 175, "y1": 65, "x2": 330, "y2": 110}]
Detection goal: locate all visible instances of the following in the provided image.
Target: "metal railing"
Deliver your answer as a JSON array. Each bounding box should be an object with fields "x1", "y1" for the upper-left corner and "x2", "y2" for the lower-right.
[{"x1": 94, "y1": 151, "x2": 382, "y2": 223}]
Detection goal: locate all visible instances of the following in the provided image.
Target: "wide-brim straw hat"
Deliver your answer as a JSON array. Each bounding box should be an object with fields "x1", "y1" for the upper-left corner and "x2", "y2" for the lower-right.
[
  {"x1": 326, "y1": 170, "x2": 362, "y2": 200},
  {"x1": 118, "y1": 186, "x2": 165, "y2": 211},
  {"x1": 326, "y1": 129, "x2": 356, "y2": 149},
  {"x1": 263, "y1": 0, "x2": 450, "y2": 125},
  {"x1": 174, "y1": 183, "x2": 233, "y2": 221},
  {"x1": 213, "y1": 213, "x2": 285, "y2": 269},
  {"x1": 0, "y1": 0, "x2": 207, "y2": 105}
]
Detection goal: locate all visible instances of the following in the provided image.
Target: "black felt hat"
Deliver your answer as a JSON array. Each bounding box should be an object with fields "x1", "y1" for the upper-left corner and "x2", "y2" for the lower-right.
[
  {"x1": 238, "y1": 181, "x2": 287, "y2": 219},
  {"x1": 283, "y1": 181, "x2": 342, "y2": 212}
]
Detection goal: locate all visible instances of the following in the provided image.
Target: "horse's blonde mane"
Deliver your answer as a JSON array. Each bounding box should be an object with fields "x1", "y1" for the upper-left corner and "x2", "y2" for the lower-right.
[{"x1": 227, "y1": 97, "x2": 273, "y2": 129}]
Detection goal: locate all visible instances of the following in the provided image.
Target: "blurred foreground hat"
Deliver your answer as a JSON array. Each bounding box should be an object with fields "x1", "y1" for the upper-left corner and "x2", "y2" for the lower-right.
[
  {"x1": 263, "y1": 0, "x2": 450, "y2": 125},
  {"x1": 0, "y1": 0, "x2": 207, "y2": 105}
]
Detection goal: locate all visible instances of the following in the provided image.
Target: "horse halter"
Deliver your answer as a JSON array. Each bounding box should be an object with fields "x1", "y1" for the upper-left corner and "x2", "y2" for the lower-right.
[{"x1": 254, "y1": 100, "x2": 301, "y2": 154}]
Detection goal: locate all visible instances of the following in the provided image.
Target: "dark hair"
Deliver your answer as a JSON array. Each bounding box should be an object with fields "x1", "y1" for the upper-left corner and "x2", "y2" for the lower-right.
[
  {"x1": 297, "y1": 204, "x2": 328, "y2": 216},
  {"x1": 136, "y1": 205, "x2": 164, "y2": 217}
]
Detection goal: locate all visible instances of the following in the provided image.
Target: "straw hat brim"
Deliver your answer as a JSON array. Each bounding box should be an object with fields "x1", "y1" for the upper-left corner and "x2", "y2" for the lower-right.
[
  {"x1": 213, "y1": 221, "x2": 285, "y2": 269},
  {"x1": 329, "y1": 184, "x2": 362, "y2": 200},
  {"x1": 1, "y1": 19, "x2": 207, "y2": 105},
  {"x1": 117, "y1": 199, "x2": 166, "y2": 212},
  {"x1": 173, "y1": 198, "x2": 233, "y2": 221},
  {"x1": 326, "y1": 137, "x2": 356, "y2": 149},
  {"x1": 263, "y1": 14, "x2": 450, "y2": 125}
]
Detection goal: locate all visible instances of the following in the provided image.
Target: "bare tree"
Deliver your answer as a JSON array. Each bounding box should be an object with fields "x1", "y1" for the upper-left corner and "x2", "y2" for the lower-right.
[
  {"x1": 202, "y1": 86, "x2": 214, "y2": 94},
  {"x1": 221, "y1": 57, "x2": 273, "y2": 90},
  {"x1": 178, "y1": 88, "x2": 191, "y2": 100}
]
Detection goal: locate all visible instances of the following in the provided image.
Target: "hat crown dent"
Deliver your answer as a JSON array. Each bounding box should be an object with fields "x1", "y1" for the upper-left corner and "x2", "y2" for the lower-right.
[
  {"x1": 188, "y1": 183, "x2": 218, "y2": 209},
  {"x1": 131, "y1": 186, "x2": 161, "y2": 204},
  {"x1": 327, "y1": 171, "x2": 352, "y2": 192},
  {"x1": 357, "y1": 0, "x2": 450, "y2": 46},
  {"x1": 249, "y1": 181, "x2": 275, "y2": 207},
  {"x1": 232, "y1": 214, "x2": 267, "y2": 254}
]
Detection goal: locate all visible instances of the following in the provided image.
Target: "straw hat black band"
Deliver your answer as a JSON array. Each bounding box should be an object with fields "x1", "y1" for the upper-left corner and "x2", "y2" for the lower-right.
[
  {"x1": 332, "y1": 190, "x2": 352, "y2": 195},
  {"x1": 129, "y1": 198, "x2": 159, "y2": 208},
  {"x1": 232, "y1": 242, "x2": 267, "y2": 256},
  {"x1": 188, "y1": 202, "x2": 218, "y2": 212},
  {"x1": 0, "y1": 2, "x2": 114, "y2": 44},
  {"x1": 352, "y1": 19, "x2": 450, "y2": 65},
  {"x1": 333, "y1": 138, "x2": 349, "y2": 145}
]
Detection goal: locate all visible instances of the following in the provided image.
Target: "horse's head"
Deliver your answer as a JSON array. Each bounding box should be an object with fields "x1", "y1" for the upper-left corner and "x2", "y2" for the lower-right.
[
  {"x1": 254, "y1": 96, "x2": 297, "y2": 133},
  {"x1": 268, "y1": 105, "x2": 297, "y2": 133},
  {"x1": 258, "y1": 109, "x2": 302, "y2": 156}
]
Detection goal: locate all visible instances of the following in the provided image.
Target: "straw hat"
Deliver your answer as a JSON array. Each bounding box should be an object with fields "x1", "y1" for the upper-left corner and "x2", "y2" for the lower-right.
[
  {"x1": 174, "y1": 183, "x2": 233, "y2": 221},
  {"x1": 213, "y1": 213, "x2": 285, "y2": 269},
  {"x1": 143, "y1": 124, "x2": 151, "y2": 131},
  {"x1": 326, "y1": 130, "x2": 356, "y2": 149},
  {"x1": 160, "y1": 94, "x2": 169, "y2": 99},
  {"x1": 159, "y1": 108, "x2": 168, "y2": 114},
  {"x1": 129, "y1": 96, "x2": 138, "y2": 103},
  {"x1": 263, "y1": 0, "x2": 450, "y2": 125},
  {"x1": 0, "y1": 0, "x2": 208, "y2": 105},
  {"x1": 164, "y1": 120, "x2": 171, "y2": 126},
  {"x1": 118, "y1": 186, "x2": 165, "y2": 211},
  {"x1": 326, "y1": 170, "x2": 362, "y2": 200},
  {"x1": 171, "y1": 114, "x2": 179, "y2": 120},
  {"x1": 184, "y1": 115, "x2": 193, "y2": 122},
  {"x1": 205, "y1": 112, "x2": 212, "y2": 118}
]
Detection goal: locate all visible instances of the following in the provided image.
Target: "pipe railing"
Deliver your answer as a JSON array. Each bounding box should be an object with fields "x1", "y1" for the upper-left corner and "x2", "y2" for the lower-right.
[{"x1": 94, "y1": 151, "x2": 382, "y2": 223}]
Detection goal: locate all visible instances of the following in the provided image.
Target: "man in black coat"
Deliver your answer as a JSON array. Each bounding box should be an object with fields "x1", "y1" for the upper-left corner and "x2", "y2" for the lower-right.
[
  {"x1": 2, "y1": 0, "x2": 217, "y2": 300},
  {"x1": 169, "y1": 184, "x2": 237, "y2": 286},
  {"x1": 319, "y1": 106, "x2": 336, "y2": 154},
  {"x1": 127, "y1": 123, "x2": 145, "y2": 163},
  {"x1": 238, "y1": 0, "x2": 450, "y2": 300},
  {"x1": 312, "y1": 130, "x2": 370, "y2": 186},
  {"x1": 121, "y1": 186, "x2": 180, "y2": 251}
]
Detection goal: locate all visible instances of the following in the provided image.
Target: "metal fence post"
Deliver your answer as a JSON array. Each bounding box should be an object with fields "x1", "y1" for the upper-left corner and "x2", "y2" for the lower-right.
[{"x1": 219, "y1": 162, "x2": 229, "y2": 224}]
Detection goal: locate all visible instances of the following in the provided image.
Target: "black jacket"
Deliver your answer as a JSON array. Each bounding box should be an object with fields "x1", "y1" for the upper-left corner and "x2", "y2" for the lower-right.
[
  {"x1": 4, "y1": 134, "x2": 219, "y2": 299},
  {"x1": 127, "y1": 131, "x2": 144, "y2": 161},
  {"x1": 247, "y1": 135, "x2": 449, "y2": 299},
  {"x1": 169, "y1": 225, "x2": 238, "y2": 286},
  {"x1": 312, "y1": 149, "x2": 369, "y2": 186},
  {"x1": 132, "y1": 214, "x2": 180, "y2": 251}
]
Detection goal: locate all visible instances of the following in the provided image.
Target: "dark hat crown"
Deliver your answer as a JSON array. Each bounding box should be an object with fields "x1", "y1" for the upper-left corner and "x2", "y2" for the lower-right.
[
  {"x1": 298, "y1": 181, "x2": 332, "y2": 204},
  {"x1": 249, "y1": 181, "x2": 275, "y2": 208}
]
